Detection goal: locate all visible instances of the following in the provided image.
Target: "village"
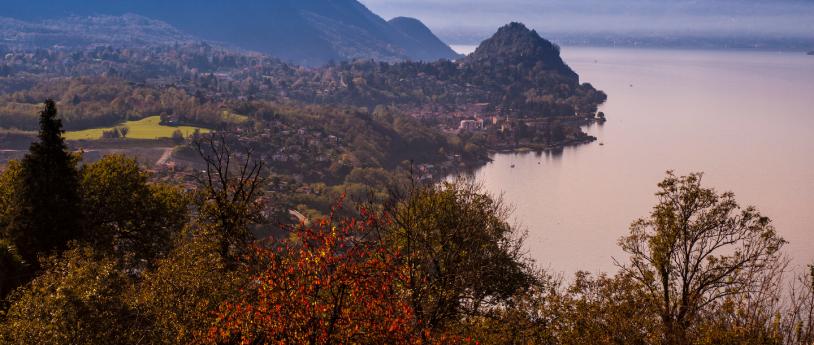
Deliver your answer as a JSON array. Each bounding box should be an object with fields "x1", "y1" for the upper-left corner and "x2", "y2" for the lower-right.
[{"x1": 409, "y1": 102, "x2": 607, "y2": 153}]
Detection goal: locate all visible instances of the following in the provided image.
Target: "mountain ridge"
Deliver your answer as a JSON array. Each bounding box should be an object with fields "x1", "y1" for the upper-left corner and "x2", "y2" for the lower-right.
[
  {"x1": 0, "y1": 14, "x2": 194, "y2": 50},
  {"x1": 388, "y1": 17, "x2": 463, "y2": 61},
  {"x1": 0, "y1": 0, "x2": 459, "y2": 66}
]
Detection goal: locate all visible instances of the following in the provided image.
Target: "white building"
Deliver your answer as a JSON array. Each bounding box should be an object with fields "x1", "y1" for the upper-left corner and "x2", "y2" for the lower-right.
[{"x1": 459, "y1": 119, "x2": 484, "y2": 131}]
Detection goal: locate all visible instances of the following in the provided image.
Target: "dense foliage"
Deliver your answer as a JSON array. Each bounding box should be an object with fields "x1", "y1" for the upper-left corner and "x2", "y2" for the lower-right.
[
  {"x1": 384, "y1": 179, "x2": 536, "y2": 334},
  {"x1": 208, "y1": 209, "x2": 425, "y2": 344},
  {"x1": 0, "y1": 23, "x2": 605, "y2": 133},
  {"x1": 619, "y1": 172, "x2": 786, "y2": 345},
  {"x1": 80, "y1": 155, "x2": 189, "y2": 266},
  {"x1": 0, "y1": 77, "x2": 223, "y2": 131}
]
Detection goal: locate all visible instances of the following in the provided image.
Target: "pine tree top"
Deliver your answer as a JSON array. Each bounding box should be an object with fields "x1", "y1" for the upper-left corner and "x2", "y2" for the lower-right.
[{"x1": 29, "y1": 99, "x2": 69, "y2": 159}]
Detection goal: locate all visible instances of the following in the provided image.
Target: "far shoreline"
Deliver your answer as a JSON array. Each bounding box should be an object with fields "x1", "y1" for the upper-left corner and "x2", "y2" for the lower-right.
[{"x1": 451, "y1": 43, "x2": 814, "y2": 56}]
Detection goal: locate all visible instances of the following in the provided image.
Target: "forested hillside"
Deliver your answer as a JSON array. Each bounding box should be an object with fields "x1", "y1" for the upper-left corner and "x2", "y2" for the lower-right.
[
  {"x1": 0, "y1": 23, "x2": 605, "y2": 132},
  {"x1": 1, "y1": 100, "x2": 813, "y2": 345}
]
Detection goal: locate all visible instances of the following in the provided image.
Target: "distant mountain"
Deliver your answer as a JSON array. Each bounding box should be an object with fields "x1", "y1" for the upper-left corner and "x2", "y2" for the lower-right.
[
  {"x1": 0, "y1": 0, "x2": 459, "y2": 66},
  {"x1": 0, "y1": 14, "x2": 193, "y2": 50},
  {"x1": 808, "y1": 51, "x2": 814, "y2": 56},
  {"x1": 388, "y1": 17, "x2": 462, "y2": 62},
  {"x1": 466, "y1": 22, "x2": 577, "y2": 81}
]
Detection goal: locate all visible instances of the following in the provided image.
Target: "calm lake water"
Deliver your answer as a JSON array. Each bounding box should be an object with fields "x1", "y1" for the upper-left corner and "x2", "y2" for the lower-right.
[{"x1": 470, "y1": 47, "x2": 814, "y2": 274}]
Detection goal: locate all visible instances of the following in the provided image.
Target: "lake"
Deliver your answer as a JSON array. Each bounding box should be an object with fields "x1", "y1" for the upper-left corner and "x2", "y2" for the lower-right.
[{"x1": 468, "y1": 47, "x2": 814, "y2": 275}]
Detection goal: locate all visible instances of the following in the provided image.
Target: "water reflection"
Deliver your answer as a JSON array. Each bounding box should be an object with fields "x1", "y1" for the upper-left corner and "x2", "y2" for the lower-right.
[{"x1": 473, "y1": 47, "x2": 814, "y2": 274}]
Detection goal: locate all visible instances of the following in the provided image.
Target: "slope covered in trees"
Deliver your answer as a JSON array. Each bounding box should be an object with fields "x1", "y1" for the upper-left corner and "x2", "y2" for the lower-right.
[
  {"x1": 1, "y1": 102, "x2": 813, "y2": 345},
  {"x1": 466, "y1": 22, "x2": 578, "y2": 81},
  {"x1": 0, "y1": 22, "x2": 606, "y2": 134}
]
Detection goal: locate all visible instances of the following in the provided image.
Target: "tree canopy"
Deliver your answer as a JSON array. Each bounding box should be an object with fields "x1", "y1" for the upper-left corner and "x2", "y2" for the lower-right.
[
  {"x1": 619, "y1": 172, "x2": 786, "y2": 345},
  {"x1": 3, "y1": 100, "x2": 83, "y2": 268}
]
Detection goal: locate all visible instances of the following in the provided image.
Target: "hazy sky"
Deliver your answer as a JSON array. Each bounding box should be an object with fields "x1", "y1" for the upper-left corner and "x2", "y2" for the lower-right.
[{"x1": 360, "y1": 0, "x2": 814, "y2": 44}]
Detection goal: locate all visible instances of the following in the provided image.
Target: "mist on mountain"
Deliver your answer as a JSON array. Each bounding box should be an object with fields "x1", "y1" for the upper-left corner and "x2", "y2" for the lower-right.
[
  {"x1": 0, "y1": 0, "x2": 460, "y2": 66},
  {"x1": 362, "y1": 0, "x2": 814, "y2": 49}
]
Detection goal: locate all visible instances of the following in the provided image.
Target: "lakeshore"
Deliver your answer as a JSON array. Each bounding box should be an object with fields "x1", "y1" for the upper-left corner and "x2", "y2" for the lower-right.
[{"x1": 472, "y1": 46, "x2": 814, "y2": 274}]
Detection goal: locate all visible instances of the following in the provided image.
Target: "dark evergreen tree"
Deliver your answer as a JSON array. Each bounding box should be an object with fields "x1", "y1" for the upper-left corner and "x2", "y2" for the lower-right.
[{"x1": 4, "y1": 100, "x2": 83, "y2": 267}]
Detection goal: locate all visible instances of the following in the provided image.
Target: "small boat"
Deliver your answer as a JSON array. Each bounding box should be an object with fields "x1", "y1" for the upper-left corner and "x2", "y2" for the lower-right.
[
  {"x1": 599, "y1": 142, "x2": 605, "y2": 146},
  {"x1": 510, "y1": 164, "x2": 516, "y2": 168}
]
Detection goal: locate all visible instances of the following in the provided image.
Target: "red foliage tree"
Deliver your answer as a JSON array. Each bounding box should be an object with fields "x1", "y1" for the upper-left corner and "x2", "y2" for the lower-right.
[{"x1": 207, "y1": 204, "x2": 471, "y2": 344}]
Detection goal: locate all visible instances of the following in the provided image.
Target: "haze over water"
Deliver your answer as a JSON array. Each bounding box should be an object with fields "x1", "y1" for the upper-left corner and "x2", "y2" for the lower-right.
[{"x1": 471, "y1": 47, "x2": 814, "y2": 274}]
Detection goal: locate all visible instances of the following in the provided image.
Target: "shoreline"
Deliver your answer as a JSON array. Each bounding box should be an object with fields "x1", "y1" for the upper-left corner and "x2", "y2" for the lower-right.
[
  {"x1": 483, "y1": 115, "x2": 604, "y2": 155},
  {"x1": 445, "y1": 133, "x2": 599, "y2": 178},
  {"x1": 488, "y1": 136, "x2": 597, "y2": 154}
]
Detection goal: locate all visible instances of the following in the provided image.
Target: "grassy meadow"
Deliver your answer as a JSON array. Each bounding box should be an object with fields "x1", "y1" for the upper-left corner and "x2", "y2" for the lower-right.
[
  {"x1": 221, "y1": 112, "x2": 250, "y2": 124},
  {"x1": 64, "y1": 116, "x2": 211, "y2": 140}
]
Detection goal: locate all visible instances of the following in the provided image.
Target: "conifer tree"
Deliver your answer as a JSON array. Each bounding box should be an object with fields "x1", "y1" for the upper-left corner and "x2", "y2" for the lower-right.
[{"x1": 4, "y1": 100, "x2": 82, "y2": 266}]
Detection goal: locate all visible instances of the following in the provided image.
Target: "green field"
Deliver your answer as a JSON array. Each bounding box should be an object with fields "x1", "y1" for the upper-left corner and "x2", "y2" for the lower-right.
[
  {"x1": 222, "y1": 112, "x2": 250, "y2": 123},
  {"x1": 64, "y1": 116, "x2": 211, "y2": 140}
]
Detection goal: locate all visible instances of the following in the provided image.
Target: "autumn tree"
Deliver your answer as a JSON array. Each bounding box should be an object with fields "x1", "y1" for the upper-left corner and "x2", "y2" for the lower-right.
[
  {"x1": 0, "y1": 151, "x2": 242, "y2": 344},
  {"x1": 780, "y1": 265, "x2": 814, "y2": 345},
  {"x1": 0, "y1": 160, "x2": 21, "y2": 232},
  {"x1": 194, "y1": 134, "x2": 264, "y2": 261},
  {"x1": 120, "y1": 135, "x2": 267, "y2": 343},
  {"x1": 3, "y1": 100, "x2": 83, "y2": 267},
  {"x1": 692, "y1": 258, "x2": 787, "y2": 345},
  {"x1": 383, "y1": 178, "x2": 536, "y2": 336},
  {"x1": 543, "y1": 271, "x2": 661, "y2": 345},
  {"x1": 136, "y1": 232, "x2": 245, "y2": 344},
  {"x1": 460, "y1": 272, "x2": 559, "y2": 345},
  {"x1": 619, "y1": 172, "x2": 786, "y2": 345},
  {"x1": 80, "y1": 155, "x2": 189, "y2": 267},
  {"x1": 0, "y1": 162, "x2": 23, "y2": 298},
  {"x1": 0, "y1": 246, "x2": 143, "y2": 345},
  {"x1": 0, "y1": 239, "x2": 26, "y2": 301},
  {"x1": 208, "y1": 205, "x2": 433, "y2": 345},
  {"x1": 464, "y1": 270, "x2": 660, "y2": 345}
]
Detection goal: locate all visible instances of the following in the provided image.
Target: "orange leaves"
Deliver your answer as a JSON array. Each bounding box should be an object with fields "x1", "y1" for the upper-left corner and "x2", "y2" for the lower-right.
[
  {"x1": 204, "y1": 197, "x2": 481, "y2": 345},
  {"x1": 206, "y1": 209, "x2": 421, "y2": 344}
]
